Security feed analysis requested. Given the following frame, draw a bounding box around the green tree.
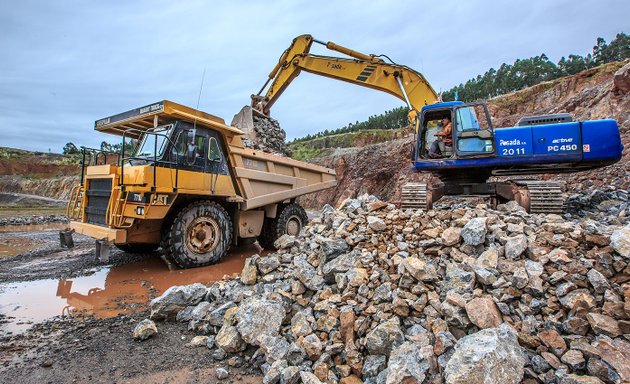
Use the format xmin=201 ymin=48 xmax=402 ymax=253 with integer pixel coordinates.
xmin=62 ymin=142 xmax=79 ymax=154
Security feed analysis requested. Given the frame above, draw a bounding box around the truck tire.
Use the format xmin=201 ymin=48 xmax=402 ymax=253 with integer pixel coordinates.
xmin=115 ymin=243 xmax=159 ymax=253
xmin=259 ymin=203 xmax=308 ymax=249
xmin=160 ymin=219 xmax=175 ymax=263
xmin=165 ymin=200 xmax=232 ymax=268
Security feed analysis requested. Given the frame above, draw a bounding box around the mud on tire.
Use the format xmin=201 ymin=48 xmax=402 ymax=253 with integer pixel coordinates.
xmin=259 ymin=203 xmax=308 ymax=250
xmin=165 ymin=200 xmax=232 ymax=268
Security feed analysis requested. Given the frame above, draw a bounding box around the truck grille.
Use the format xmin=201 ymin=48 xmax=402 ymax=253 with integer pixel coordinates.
xmin=85 ymin=178 xmax=112 ymax=226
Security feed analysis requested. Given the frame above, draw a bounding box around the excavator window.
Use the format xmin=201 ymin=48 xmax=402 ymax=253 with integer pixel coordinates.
xmin=454 ymin=104 xmax=495 ymax=156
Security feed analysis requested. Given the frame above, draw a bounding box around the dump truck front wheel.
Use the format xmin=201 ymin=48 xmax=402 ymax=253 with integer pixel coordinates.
xmin=115 ymin=244 xmax=159 ymax=254
xmin=165 ymin=200 xmax=232 ymax=268
xmin=259 ymin=203 xmax=308 ymax=249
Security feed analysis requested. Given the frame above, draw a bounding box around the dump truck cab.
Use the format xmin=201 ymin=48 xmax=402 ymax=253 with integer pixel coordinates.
xmin=66 ymin=100 xmax=336 ymax=268
xmin=129 ymin=121 xmax=229 ymax=175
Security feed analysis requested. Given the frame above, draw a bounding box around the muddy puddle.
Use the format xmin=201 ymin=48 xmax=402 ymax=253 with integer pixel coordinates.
xmin=0 ymin=224 xmax=66 ymax=257
xmin=0 ymin=246 xmax=255 ymax=335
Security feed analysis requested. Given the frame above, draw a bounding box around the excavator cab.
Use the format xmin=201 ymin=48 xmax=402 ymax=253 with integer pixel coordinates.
xmin=416 ymin=101 xmax=495 ymax=161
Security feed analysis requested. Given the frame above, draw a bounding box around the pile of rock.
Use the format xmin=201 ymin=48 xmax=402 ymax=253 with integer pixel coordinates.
xmin=0 ymin=214 xmax=69 ymax=226
xmin=242 ymin=114 xmax=291 ymax=157
xmin=149 ymin=195 xmax=629 ymax=383
xmin=566 ymin=187 xmax=628 ymax=222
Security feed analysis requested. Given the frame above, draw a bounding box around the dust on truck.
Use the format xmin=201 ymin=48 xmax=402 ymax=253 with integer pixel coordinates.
xmin=65 ymin=100 xmax=337 ymax=268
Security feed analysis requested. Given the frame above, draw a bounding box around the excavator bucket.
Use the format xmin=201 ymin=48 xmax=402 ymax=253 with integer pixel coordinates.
xmin=231 ymin=105 xmax=269 ymax=143
xmin=230 ymin=105 xmax=291 ymax=156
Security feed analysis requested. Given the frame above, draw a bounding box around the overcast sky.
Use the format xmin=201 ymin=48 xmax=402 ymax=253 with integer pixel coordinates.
xmin=1 ymin=0 xmax=628 ymax=152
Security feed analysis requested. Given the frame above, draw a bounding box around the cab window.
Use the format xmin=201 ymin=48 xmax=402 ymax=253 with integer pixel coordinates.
xmin=172 ymin=130 xmax=207 ymax=165
xmin=455 ymin=106 xmax=487 ymax=131
xmin=208 ymin=137 xmax=222 ymax=162
xmin=455 ymin=105 xmax=494 ymax=154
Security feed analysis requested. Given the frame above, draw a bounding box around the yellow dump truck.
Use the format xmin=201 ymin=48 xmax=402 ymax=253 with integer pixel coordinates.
xmin=64 ymin=100 xmax=336 ymax=268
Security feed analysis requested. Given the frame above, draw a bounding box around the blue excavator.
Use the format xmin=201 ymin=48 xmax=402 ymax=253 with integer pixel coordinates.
xmin=233 ymin=34 xmax=623 ymax=213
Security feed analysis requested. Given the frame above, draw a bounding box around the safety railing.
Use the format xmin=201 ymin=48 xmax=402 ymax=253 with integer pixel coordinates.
xmin=78 ymin=146 xmax=121 ymax=186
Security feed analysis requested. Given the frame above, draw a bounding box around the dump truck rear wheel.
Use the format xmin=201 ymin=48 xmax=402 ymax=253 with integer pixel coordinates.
xmin=166 ymin=200 xmax=232 ymax=268
xmin=259 ymin=203 xmax=308 ymax=249
xmin=115 ymin=244 xmax=159 ymax=254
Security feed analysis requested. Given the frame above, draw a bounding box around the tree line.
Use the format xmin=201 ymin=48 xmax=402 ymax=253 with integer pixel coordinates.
xmin=62 ymin=140 xmax=136 ymax=155
xmin=290 ymin=32 xmax=628 ymax=144
xmin=442 ymin=33 xmax=629 ymax=102
xmin=289 ymin=106 xmax=409 ymax=144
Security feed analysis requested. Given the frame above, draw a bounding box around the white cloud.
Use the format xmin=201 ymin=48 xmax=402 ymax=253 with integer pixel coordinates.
xmin=0 ymin=0 xmax=628 ymax=151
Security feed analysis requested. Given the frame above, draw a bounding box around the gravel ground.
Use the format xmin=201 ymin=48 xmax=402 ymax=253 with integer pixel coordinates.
xmin=1 ymin=312 xmax=262 ymax=384
xmin=0 ymin=225 xmax=263 ymax=383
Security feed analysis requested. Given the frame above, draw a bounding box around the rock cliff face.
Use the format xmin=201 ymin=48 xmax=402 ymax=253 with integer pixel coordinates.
xmin=300 ymin=61 xmax=630 ymax=209
xmin=0 ymin=175 xmax=79 ymax=201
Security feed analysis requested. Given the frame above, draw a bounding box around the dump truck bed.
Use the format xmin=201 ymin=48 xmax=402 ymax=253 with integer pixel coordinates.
xmin=93 ymin=100 xmax=336 ymax=208
xmin=228 ymin=146 xmax=336 ymax=210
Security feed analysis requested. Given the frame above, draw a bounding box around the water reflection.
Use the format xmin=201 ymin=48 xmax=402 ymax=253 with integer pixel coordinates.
xmin=0 ymin=245 xmax=255 ymax=334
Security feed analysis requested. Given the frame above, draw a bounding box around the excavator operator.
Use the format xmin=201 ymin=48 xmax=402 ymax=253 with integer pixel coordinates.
xmin=429 ymin=116 xmax=452 ymax=158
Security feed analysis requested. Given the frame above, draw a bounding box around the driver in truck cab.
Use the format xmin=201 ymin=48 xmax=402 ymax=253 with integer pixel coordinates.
xmin=429 ymin=116 xmax=452 ymax=158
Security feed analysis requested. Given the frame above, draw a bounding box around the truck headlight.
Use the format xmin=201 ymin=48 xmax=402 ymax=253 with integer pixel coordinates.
xmin=136 ymin=206 xmax=145 ymax=215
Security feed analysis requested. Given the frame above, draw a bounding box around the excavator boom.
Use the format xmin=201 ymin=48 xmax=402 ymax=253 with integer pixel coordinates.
xmin=253 ymin=34 xmax=438 ymax=119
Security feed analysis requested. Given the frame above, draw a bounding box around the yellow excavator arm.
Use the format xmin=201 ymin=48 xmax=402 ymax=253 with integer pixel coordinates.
xmin=253 ymin=34 xmax=439 ymax=124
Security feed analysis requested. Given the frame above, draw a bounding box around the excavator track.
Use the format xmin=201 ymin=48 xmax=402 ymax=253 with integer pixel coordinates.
xmin=514 ymin=180 xmax=565 ymax=214
xmin=400 ymin=182 xmax=432 ymax=210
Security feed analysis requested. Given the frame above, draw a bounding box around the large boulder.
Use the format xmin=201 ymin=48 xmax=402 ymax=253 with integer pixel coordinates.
xmin=323 ymin=252 xmax=357 ymax=280
xmin=133 ymin=319 xmax=157 ymax=341
xmin=321 ymin=238 xmax=350 ymax=260
xmin=610 ymin=224 xmax=630 ymax=258
xmin=240 ymin=257 xmax=258 ymax=285
xmin=367 ymin=216 xmax=387 ymax=231
xmin=236 ymin=297 xmax=285 ymax=345
xmin=401 ymin=257 xmax=438 ymax=282
xmin=257 ymin=255 xmax=281 ymax=274
xmin=442 ymin=265 xmax=476 ymax=294
xmin=385 ymin=342 xmax=431 ymax=384
xmin=593 ymin=336 xmax=630 ymax=383
xmin=291 ymin=309 xmax=314 ymax=338
xmin=150 ymin=283 xmax=207 ymax=320
xmin=504 ymin=234 xmax=527 ymax=259
xmin=465 ymin=296 xmax=503 ymax=329
xmin=461 ymin=217 xmax=487 ymax=245
xmin=363 ymin=355 xmax=387 ymax=378
xmin=215 ymin=324 xmax=244 ymax=353
xmin=365 ymin=317 xmax=404 ymax=356
xmin=441 ymin=227 xmax=462 ymax=246
xmin=293 ymin=255 xmax=325 ymax=290
xmin=445 ymin=324 xmax=525 ymax=384
xmin=300 ymin=334 xmax=323 ymax=360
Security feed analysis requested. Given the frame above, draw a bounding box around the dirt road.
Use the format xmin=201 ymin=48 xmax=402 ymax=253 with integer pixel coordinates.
xmin=0 ymin=223 xmax=263 ymax=383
